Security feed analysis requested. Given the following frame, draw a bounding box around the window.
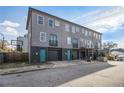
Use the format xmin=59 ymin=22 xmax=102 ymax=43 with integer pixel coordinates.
xmin=37 ymin=15 xmax=44 ymax=25
xmin=96 ymin=33 xmax=98 ymax=39
xmin=98 ymin=42 xmax=101 ymax=49
xmin=99 ymin=34 xmax=101 ymax=40
xmin=84 ymin=40 xmax=87 ymax=47
xmin=91 ymin=43 xmax=94 ymax=48
xmin=93 ymin=33 xmax=95 ymax=37
xmin=65 ymin=24 xmax=70 ymax=32
xmin=85 ymin=40 xmax=88 ymax=48
xmin=76 ymin=27 xmax=80 ymax=32
xmin=40 ymin=32 xmax=46 ymax=42
xmin=94 ymin=33 xmax=99 ymax=39
xmin=55 ymin=19 xmax=60 ymax=26
xmin=72 ymin=38 xmax=78 ymax=48
xmin=49 ymin=34 xmax=57 ymax=46
xmin=87 ymin=40 xmax=89 ymax=48
xmin=72 ymin=25 xmax=76 ymax=33
xmin=95 ymin=33 xmax=99 ymax=39
xmin=67 ymin=37 xmax=71 ymax=45
xmin=89 ymin=40 xmax=92 ymax=48
xmin=80 ymin=38 xmax=84 ymax=42
xmin=82 ymin=28 xmax=85 ymax=34
xmin=50 ymin=34 xmax=57 ymax=41
xmin=83 ymin=40 xmax=85 ymax=46
xmin=85 ymin=30 xmax=88 ymax=36
xmin=89 ymin=31 xmax=91 ymax=36
xmin=48 ymin=19 xmax=54 ymax=28
xmin=80 ymin=38 xmax=84 ymax=46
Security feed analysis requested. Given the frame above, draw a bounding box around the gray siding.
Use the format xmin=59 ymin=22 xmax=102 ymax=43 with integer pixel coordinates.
xmin=29 ymin=10 xmax=102 ymax=49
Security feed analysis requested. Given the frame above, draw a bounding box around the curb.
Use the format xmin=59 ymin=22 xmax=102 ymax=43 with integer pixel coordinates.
xmin=1 ymin=67 xmax=51 ymax=75
xmin=0 ymin=65 xmax=54 ymax=75
xmin=0 ymin=61 xmax=98 ymax=75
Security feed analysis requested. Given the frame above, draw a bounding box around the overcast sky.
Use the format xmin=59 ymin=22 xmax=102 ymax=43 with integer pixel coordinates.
xmin=0 ymin=6 xmax=124 ymax=48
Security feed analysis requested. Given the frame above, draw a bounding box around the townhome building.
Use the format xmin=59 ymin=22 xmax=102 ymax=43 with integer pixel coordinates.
xmin=26 ymin=7 xmax=102 ymax=63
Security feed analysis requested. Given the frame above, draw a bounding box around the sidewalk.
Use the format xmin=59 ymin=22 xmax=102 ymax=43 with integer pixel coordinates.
xmin=0 ymin=60 xmax=97 ymax=75
xmin=59 ymin=61 xmax=124 ymax=87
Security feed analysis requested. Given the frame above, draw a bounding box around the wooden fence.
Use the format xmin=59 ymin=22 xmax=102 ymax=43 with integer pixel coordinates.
xmin=0 ymin=52 xmax=28 ymax=63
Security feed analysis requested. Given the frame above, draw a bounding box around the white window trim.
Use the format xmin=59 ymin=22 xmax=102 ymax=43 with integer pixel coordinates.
xmin=99 ymin=34 xmax=101 ymax=40
xmin=94 ymin=33 xmax=96 ymax=38
xmin=48 ymin=18 xmax=54 ymax=28
xmin=89 ymin=31 xmax=91 ymax=36
xmin=96 ymin=33 xmax=98 ymax=39
xmin=67 ymin=37 xmax=71 ymax=45
xmin=55 ymin=19 xmax=60 ymax=26
xmin=76 ymin=27 xmax=79 ymax=32
xmin=72 ymin=25 xmax=76 ymax=33
xmin=85 ymin=30 xmax=87 ymax=36
xmin=37 ymin=15 xmax=44 ymax=25
xmin=98 ymin=42 xmax=101 ymax=49
xmin=65 ymin=23 xmax=70 ymax=32
xmin=40 ymin=32 xmax=46 ymax=42
xmin=82 ymin=28 xmax=85 ymax=34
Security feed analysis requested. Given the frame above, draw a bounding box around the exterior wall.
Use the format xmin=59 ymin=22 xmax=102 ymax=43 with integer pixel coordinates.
xmin=27 ymin=8 xmax=102 ymax=63
xmin=31 ymin=10 xmax=102 ymax=49
xmin=31 ymin=11 xmax=63 ymax=48
xmin=30 ymin=46 xmax=47 ymax=64
xmin=30 ymin=46 xmax=80 ymax=63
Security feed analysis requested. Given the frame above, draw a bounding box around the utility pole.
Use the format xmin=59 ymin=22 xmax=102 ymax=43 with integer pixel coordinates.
xmin=0 ymin=33 xmax=4 ymax=50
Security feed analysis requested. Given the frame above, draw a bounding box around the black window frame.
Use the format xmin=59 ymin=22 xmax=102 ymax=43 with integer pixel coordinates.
xmin=48 ymin=19 xmax=54 ymax=28
xmin=49 ymin=34 xmax=57 ymax=46
xmin=72 ymin=38 xmax=78 ymax=48
xmin=37 ymin=15 xmax=44 ymax=25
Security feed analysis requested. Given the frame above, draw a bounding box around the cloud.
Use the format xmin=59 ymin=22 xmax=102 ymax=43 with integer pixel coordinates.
xmin=115 ymin=38 xmax=124 ymax=48
xmin=0 ymin=20 xmax=20 ymax=28
xmin=3 ymin=27 xmax=19 ymax=36
xmin=72 ymin=9 xmax=102 ymax=21
xmin=0 ymin=20 xmax=20 ymax=36
xmin=72 ymin=7 xmax=124 ymax=33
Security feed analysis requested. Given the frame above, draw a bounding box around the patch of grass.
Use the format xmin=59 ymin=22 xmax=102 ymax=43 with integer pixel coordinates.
xmin=0 ymin=62 xmax=30 ymax=69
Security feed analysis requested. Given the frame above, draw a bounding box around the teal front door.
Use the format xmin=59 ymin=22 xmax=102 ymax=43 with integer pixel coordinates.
xmin=40 ymin=49 xmax=46 ymax=63
xmin=67 ymin=49 xmax=71 ymax=61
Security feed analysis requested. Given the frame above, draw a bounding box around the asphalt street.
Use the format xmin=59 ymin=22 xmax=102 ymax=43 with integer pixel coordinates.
xmin=0 ymin=62 xmax=115 ymax=87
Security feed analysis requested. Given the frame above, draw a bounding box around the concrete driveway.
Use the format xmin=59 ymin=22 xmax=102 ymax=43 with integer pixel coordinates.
xmin=0 ymin=61 xmax=124 ymax=87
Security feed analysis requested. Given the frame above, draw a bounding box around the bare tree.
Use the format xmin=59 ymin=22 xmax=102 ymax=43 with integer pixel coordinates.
xmin=103 ymin=41 xmax=118 ymax=54
xmin=0 ymin=40 xmax=10 ymax=52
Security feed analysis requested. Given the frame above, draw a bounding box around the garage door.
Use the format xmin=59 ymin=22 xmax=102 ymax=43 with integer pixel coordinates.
xmin=48 ymin=50 xmax=59 ymax=61
xmin=72 ymin=50 xmax=78 ymax=60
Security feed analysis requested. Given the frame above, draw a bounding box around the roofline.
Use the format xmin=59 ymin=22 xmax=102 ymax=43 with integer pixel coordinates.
xmin=26 ymin=7 xmax=102 ymax=35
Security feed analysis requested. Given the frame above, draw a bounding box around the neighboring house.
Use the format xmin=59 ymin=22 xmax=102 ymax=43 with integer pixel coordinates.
xmin=26 ymin=7 xmax=102 ymax=63
xmin=17 ymin=34 xmax=28 ymax=52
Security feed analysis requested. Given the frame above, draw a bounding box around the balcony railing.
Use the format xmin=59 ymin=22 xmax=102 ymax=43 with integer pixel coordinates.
xmin=72 ymin=43 xmax=78 ymax=48
xmin=49 ymin=40 xmax=58 ymax=46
